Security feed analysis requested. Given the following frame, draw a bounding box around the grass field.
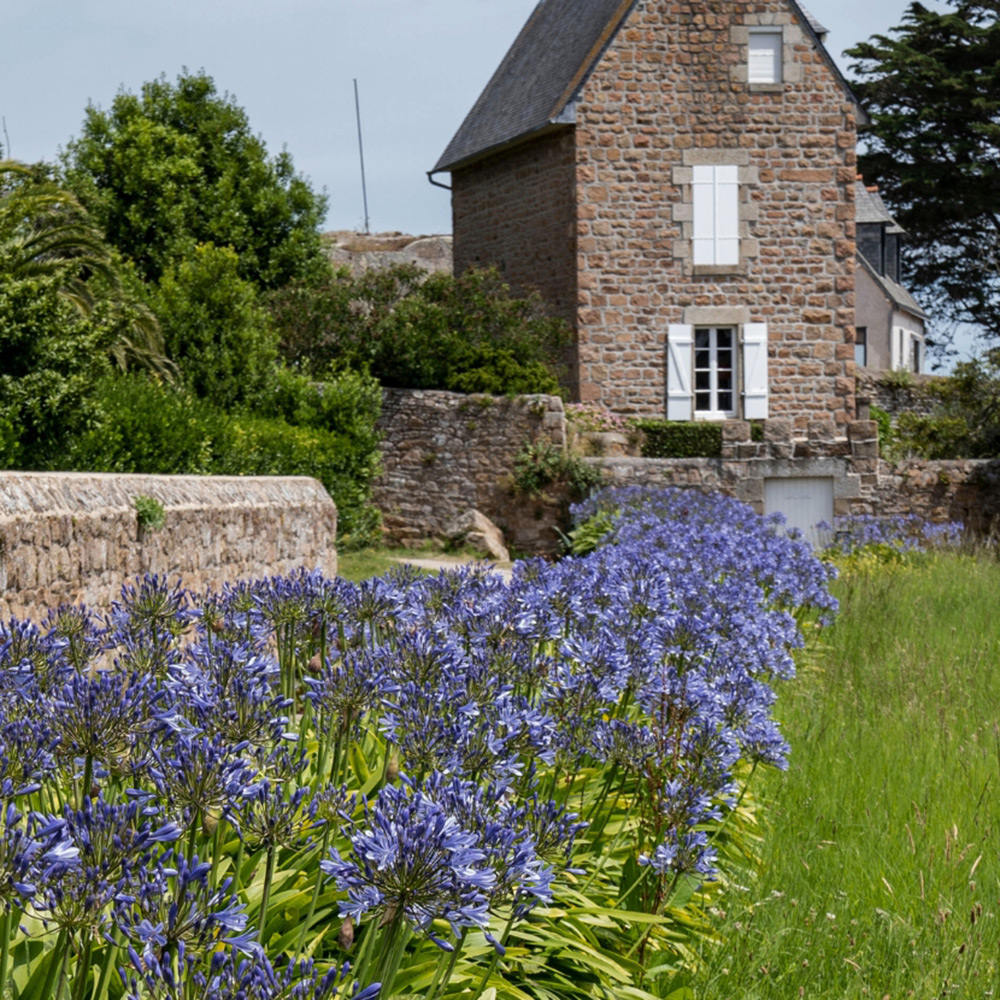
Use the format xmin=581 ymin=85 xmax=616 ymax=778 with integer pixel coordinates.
xmin=689 ymin=551 xmax=1000 ymax=997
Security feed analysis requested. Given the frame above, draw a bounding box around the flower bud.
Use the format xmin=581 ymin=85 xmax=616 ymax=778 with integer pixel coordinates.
xmin=338 ymin=916 xmax=355 ymax=950
xmin=202 ymin=809 xmax=220 ymax=837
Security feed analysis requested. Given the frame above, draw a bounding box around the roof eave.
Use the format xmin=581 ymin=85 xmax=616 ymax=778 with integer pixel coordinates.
xmin=787 ymin=0 xmax=870 ymax=127
xmin=434 ymin=119 xmax=575 ymax=175
xmin=858 ymin=255 xmax=926 ymax=319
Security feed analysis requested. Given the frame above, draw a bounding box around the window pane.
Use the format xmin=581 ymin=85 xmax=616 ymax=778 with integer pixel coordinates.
xmin=719 ymin=391 xmax=733 ymax=410
xmin=695 ymin=393 xmax=712 ymax=411
xmin=717 ymin=329 xmax=732 ymax=348
xmin=695 ymin=328 xmax=710 ymax=348
xmin=695 ymin=371 xmax=711 ymax=391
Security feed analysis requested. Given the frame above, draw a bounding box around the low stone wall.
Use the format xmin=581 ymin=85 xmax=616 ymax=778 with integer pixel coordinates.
xmin=856 ymin=369 xmax=947 ymax=420
xmin=870 ymin=459 xmax=1000 ymax=531
xmin=0 ymin=473 xmax=337 ymax=621
xmin=373 ymin=389 xmax=566 ymax=553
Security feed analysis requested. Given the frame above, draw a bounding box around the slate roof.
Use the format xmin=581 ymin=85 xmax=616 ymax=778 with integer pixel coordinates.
xmin=855 ymin=180 xmax=904 ymax=233
xmin=433 ymin=0 xmax=865 ymax=174
xmin=858 ymin=254 xmax=925 ymax=319
xmin=434 ymin=0 xmax=634 ymax=173
xmin=798 ymin=4 xmax=828 ymax=37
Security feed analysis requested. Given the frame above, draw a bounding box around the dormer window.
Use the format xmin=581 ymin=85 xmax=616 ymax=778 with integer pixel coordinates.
xmin=748 ymin=30 xmax=783 ymax=84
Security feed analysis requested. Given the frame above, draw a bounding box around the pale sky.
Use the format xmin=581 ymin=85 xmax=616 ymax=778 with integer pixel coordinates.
xmin=3 ymin=0 xmax=942 ymax=237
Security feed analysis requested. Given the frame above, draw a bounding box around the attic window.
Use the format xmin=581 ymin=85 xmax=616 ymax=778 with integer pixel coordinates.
xmin=748 ymin=30 xmax=783 ymax=84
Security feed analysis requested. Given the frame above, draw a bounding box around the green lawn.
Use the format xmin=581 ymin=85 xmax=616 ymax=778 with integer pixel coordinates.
xmin=689 ymin=551 xmax=1000 ymax=997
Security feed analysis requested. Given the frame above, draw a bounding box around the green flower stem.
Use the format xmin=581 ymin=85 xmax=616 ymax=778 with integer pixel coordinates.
xmin=71 ymin=931 xmax=93 ymax=1000
xmin=233 ymin=840 xmax=245 ymax=895
xmin=208 ymin=817 xmax=224 ymax=894
xmin=92 ymin=931 xmax=121 ymax=1000
xmin=53 ymin=932 xmax=72 ymax=1000
xmin=580 ymin=785 xmax=637 ymax=894
xmin=428 ymin=929 xmax=466 ymax=1000
xmin=257 ymin=845 xmax=277 ymax=944
xmin=352 ymin=916 xmax=381 ymax=990
xmin=584 ymin=763 xmax=620 ymax=827
xmin=40 ymin=929 xmax=67 ymax=1000
xmin=371 ymin=914 xmax=409 ymax=999
xmin=295 ymin=825 xmax=332 ymax=959
xmin=474 ymin=906 xmax=519 ymax=999
xmin=0 ymin=906 xmax=12 ymax=998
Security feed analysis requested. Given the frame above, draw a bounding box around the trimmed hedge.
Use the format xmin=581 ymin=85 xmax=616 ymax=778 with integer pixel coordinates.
xmin=635 ymin=420 xmax=723 ymax=458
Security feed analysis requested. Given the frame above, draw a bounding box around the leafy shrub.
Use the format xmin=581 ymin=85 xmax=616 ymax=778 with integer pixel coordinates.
xmin=0 ymin=271 xmax=116 ymax=467
xmin=635 ymin=419 xmax=723 ymax=458
xmin=60 ymin=372 xmax=382 ymax=543
xmin=511 ymin=440 xmax=603 ymax=500
xmin=133 ymin=494 xmax=165 ymax=531
xmin=268 ymin=264 xmax=570 ymax=395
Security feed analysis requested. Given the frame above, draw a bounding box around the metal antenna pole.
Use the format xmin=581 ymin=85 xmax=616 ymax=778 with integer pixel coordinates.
xmin=353 ymin=79 xmax=370 ymax=235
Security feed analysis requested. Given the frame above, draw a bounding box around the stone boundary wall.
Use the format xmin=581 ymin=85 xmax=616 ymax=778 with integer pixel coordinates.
xmin=373 ymin=389 xmax=566 ymax=553
xmin=870 ymin=459 xmax=1000 ymax=532
xmin=0 ymin=473 xmax=337 ymax=621
xmin=373 ymin=391 xmax=999 ymax=554
xmin=856 ymin=369 xmax=948 ymax=420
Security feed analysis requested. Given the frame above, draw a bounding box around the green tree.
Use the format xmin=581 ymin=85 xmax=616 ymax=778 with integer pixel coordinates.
xmin=152 ymin=243 xmax=278 ymax=409
xmin=63 ymin=70 xmax=328 ymax=289
xmin=848 ymin=2 xmax=1000 ymax=344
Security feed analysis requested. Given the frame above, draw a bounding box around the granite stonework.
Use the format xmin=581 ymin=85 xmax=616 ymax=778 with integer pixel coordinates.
xmin=373 ymin=390 xmax=1000 ymax=552
xmin=373 ymin=389 xmax=569 ymax=553
xmin=856 ymin=369 xmax=948 ymax=420
xmin=0 ymin=473 xmax=337 ymax=621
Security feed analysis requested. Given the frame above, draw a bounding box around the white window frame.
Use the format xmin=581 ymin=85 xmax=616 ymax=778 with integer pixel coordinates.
xmin=668 ymin=322 xmax=769 ymax=421
xmin=748 ymin=29 xmax=783 ymax=84
xmin=692 ymin=165 xmax=740 ymax=267
xmin=694 ymin=327 xmax=737 ymax=420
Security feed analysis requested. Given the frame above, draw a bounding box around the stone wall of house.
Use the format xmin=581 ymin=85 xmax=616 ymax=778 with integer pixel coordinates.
xmin=452 ymin=129 xmax=580 ymax=396
xmin=856 ymin=369 xmax=947 ymax=420
xmin=373 ymin=389 xmax=568 ymax=553
xmin=572 ymin=0 xmax=859 ymax=425
xmin=0 ymin=473 xmax=337 ymax=621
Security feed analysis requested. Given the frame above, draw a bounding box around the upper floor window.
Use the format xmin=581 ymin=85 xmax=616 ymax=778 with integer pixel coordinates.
xmin=855 ymin=327 xmax=868 ymax=367
xmin=748 ymin=29 xmax=783 ymax=84
xmin=692 ymin=165 xmax=739 ymax=267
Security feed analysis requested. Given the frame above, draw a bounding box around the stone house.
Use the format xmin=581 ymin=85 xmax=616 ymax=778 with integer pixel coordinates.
xmin=853 ymin=180 xmax=926 ymax=374
xmin=431 ymin=0 xmax=867 ymax=437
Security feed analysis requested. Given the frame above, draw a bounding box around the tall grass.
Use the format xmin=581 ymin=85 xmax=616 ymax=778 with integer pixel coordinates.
xmin=689 ymin=551 xmax=1000 ymax=997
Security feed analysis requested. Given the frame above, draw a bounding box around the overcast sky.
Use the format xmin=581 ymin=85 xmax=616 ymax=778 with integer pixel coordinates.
xmin=3 ymin=0 xmax=942 ymax=237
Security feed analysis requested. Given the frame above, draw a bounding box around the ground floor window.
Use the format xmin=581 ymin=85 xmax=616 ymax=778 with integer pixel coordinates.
xmin=694 ymin=327 xmax=736 ymax=418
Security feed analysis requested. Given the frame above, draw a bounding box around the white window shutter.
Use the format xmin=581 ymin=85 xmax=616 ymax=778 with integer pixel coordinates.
xmin=742 ymin=323 xmax=769 ymax=419
xmin=748 ymin=31 xmax=782 ymax=83
xmin=715 ymin=166 xmax=740 ymax=265
xmin=667 ymin=324 xmax=694 ymax=421
xmin=692 ymin=167 xmax=715 ymax=266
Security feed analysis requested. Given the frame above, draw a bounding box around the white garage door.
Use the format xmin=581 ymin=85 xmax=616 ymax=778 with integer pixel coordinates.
xmin=764 ymin=477 xmax=834 ymax=548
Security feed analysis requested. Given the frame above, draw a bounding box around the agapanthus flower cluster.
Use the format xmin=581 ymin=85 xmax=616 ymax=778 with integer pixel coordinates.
xmin=0 ymin=485 xmax=842 ymax=996
xmin=820 ymin=513 xmax=964 ymax=554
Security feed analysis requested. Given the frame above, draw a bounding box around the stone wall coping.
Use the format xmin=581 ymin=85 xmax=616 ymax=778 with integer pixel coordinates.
xmin=0 ymin=473 xmax=333 ymax=518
